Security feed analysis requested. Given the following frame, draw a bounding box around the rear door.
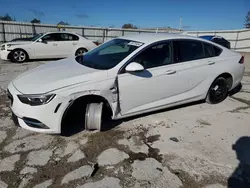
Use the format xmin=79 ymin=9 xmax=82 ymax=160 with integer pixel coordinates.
xmin=171 ymin=40 xmax=219 ymax=97
xmin=57 ymin=33 xmax=80 ymax=56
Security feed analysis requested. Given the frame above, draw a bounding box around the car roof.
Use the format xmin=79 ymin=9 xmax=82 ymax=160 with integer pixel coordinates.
xmin=119 ymin=33 xmax=203 ymax=44
xmin=44 ymin=31 xmax=81 ymax=36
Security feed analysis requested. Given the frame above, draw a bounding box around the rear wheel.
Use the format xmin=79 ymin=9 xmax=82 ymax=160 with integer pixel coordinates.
xmin=75 ymin=48 xmax=88 ymax=56
xmin=206 ymin=77 xmax=228 ymax=104
xmin=11 ymin=49 xmax=28 ymax=63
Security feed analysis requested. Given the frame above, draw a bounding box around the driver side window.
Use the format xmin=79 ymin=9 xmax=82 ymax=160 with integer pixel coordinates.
xmin=131 ymin=42 xmax=173 ymax=69
xmin=41 ymin=34 xmax=59 ymax=42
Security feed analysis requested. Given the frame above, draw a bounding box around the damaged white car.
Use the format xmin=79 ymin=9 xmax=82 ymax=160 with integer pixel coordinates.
xmin=7 ymin=34 xmax=245 ymax=134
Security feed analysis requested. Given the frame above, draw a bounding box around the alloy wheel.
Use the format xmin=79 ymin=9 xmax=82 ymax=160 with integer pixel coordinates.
xmin=13 ymin=50 xmax=26 ymax=62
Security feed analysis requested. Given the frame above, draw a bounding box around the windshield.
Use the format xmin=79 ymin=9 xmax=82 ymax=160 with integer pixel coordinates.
xmin=31 ymin=33 xmax=44 ymax=41
xmin=76 ymin=39 xmax=144 ymax=70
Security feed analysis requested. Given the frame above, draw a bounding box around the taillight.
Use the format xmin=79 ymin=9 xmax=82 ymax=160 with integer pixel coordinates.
xmin=239 ymin=56 xmax=244 ymax=64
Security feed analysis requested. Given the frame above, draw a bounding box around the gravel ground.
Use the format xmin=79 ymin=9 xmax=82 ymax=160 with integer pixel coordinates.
xmin=0 ymin=54 xmax=249 ymax=188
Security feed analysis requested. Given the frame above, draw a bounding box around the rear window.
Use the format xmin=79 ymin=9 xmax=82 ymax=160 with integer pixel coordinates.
xmin=174 ymin=40 xmax=204 ymax=62
xmin=214 ymin=46 xmax=222 ymax=56
xmin=203 ymin=42 xmax=215 ymax=58
xmin=59 ymin=33 xmax=79 ymax=41
xmin=203 ymin=42 xmax=222 ymax=58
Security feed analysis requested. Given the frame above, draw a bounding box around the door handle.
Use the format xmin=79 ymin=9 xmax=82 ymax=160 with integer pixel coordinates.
xmin=207 ymin=61 xmax=215 ymax=65
xmin=73 ymin=42 xmax=77 ymax=45
xmin=53 ymin=43 xmax=58 ymax=46
xmin=165 ymin=70 xmax=176 ymax=75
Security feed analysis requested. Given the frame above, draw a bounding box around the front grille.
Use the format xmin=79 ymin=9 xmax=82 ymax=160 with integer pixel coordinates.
xmin=7 ymin=89 xmax=13 ymax=106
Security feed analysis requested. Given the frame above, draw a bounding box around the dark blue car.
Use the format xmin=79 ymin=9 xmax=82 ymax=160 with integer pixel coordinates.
xmin=199 ymin=35 xmax=231 ymax=49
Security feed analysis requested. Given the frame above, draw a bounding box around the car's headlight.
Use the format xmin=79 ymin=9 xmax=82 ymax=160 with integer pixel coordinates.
xmin=17 ymin=94 xmax=56 ymax=106
xmin=7 ymin=44 xmax=12 ymax=48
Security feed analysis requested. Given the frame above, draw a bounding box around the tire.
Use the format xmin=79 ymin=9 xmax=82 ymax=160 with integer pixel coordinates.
xmin=206 ymin=77 xmax=228 ymax=104
xmin=11 ymin=49 xmax=28 ymax=63
xmin=75 ymin=48 xmax=88 ymax=56
xmin=85 ymin=102 xmax=103 ymax=131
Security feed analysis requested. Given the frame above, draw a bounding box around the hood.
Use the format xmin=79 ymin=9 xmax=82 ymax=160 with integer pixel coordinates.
xmin=12 ymin=58 xmax=107 ymax=94
xmin=2 ymin=41 xmax=33 ymax=49
xmin=5 ymin=41 xmax=33 ymax=45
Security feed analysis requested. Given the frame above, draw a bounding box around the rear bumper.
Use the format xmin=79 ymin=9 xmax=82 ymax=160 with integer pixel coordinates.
xmin=229 ymin=82 xmax=242 ymax=96
xmin=231 ymin=64 xmax=245 ymax=90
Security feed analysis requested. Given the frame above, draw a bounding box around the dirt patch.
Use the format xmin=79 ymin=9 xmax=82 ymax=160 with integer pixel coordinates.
xmin=147 ymin=134 xmax=160 ymax=143
xmin=0 ymin=94 xmax=11 ymax=118
xmin=229 ymin=106 xmax=250 ymax=113
xmin=82 ymin=129 xmax=126 ymax=162
xmin=196 ymin=119 xmax=211 ymax=126
xmin=231 ymin=96 xmax=250 ymax=106
xmin=174 ymin=170 xmax=227 ymax=188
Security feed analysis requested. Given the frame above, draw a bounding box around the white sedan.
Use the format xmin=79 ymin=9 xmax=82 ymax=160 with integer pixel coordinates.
xmin=7 ymin=34 xmax=245 ymax=134
xmin=0 ymin=32 xmax=97 ymax=63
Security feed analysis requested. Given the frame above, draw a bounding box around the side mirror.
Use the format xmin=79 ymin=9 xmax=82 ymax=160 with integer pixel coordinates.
xmin=38 ymin=38 xmax=47 ymax=44
xmin=125 ymin=62 xmax=144 ymax=72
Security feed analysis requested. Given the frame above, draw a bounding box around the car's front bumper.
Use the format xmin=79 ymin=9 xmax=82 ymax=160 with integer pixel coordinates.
xmin=8 ymin=82 xmax=70 ymax=134
xmin=0 ymin=50 xmax=11 ymax=60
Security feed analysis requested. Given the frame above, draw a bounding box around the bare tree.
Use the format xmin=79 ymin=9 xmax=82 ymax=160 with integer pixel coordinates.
xmin=122 ymin=23 xmax=138 ymax=29
xmin=245 ymin=11 xmax=250 ymax=28
xmin=0 ymin=13 xmax=15 ymax=21
xmin=31 ymin=18 xmax=41 ymax=24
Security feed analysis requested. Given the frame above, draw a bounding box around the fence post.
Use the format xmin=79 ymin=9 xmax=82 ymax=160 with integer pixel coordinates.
xmin=122 ymin=30 xmax=124 ymax=36
xmin=102 ymin=29 xmax=106 ymax=43
xmin=32 ymin=23 xmax=36 ymax=36
xmin=82 ymin=28 xmax=85 ymax=37
xmin=106 ymin=29 xmax=109 ymax=42
xmin=2 ymin=23 xmax=6 ymax=43
xmin=234 ymin=30 xmax=239 ymax=50
xmin=19 ymin=28 xmax=22 ymax=38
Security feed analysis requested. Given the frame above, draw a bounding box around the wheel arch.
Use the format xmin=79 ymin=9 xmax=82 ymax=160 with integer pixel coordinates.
xmin=60 ymin=94 xmax=114 ymax=133
xmin=215 ymin=72 xmax=233 ymax=90
xmin=11 ymin=48 xmax=30 ymax=59
xmin=206 ymin=72 xmax=233 ymax=98
xmin=75 ymin=47 xmax=88 ymax=56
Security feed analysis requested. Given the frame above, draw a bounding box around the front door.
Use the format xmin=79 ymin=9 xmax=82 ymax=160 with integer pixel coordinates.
xmin=34 ymin=33 xmax=61 ymax=58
